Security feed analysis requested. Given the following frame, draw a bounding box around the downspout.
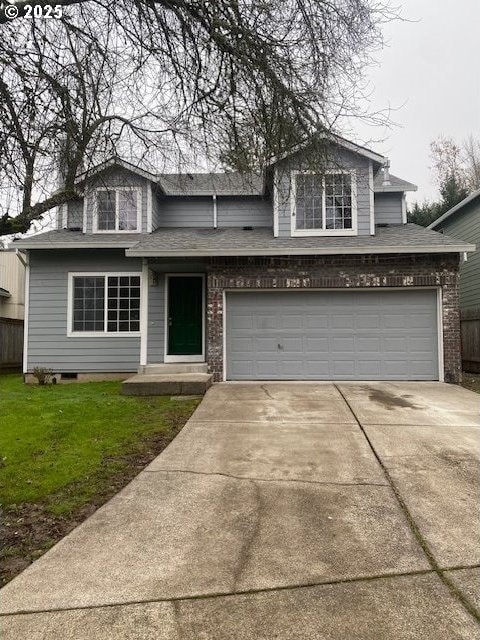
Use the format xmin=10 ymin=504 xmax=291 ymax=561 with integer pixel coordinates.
xmin=212 ymin=194 xmax=218 ymax=229
xmin=15 ymin=249 xmax=27 ymax=268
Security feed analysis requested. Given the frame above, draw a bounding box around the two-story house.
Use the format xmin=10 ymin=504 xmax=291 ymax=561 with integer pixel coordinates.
xmin=14 ymin=134 xmax=474 ymax=384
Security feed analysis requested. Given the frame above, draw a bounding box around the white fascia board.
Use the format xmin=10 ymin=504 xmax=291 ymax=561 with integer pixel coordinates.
xmin=374 ymin=185 xmax=418 ymax=193
xmin=126 ymin=243 xmax=476 ymax=258
xmin=13 ymin=241 xmax=136 ymax=249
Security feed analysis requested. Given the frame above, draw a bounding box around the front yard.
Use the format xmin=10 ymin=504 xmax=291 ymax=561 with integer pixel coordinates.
xmin=0 ymin=374 xmax=200 ymax=585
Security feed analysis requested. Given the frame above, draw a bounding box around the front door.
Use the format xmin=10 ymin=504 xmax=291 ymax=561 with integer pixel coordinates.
xmin=167 ymin=276 xmax=203 ymax=356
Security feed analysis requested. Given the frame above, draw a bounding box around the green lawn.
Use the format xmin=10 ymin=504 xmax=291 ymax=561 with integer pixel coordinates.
xmin=0 ymin=374 xmax=200 ymax=515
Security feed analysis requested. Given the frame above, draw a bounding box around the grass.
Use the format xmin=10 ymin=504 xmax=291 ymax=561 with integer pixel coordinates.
xmin=460 ymin=372 xmax=480 ymax=394
xmin=0 ymin=374 xmax=200 ymax=583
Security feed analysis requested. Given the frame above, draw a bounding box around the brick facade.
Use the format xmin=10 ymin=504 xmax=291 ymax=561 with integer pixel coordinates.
xmin=206 ymin=253 xmax=462 ymax=383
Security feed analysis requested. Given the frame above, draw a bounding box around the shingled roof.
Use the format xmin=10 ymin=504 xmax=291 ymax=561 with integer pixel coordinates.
xmin=125 ymin=224 xmax=473 ymax=257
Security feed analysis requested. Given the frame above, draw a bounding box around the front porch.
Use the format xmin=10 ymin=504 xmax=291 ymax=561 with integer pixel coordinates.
xmin=122 ymin=362 xmax=212 ymax=396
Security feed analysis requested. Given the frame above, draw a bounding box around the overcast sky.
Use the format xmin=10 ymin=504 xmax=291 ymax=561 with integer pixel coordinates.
xmin=356 ymin=0 xmax=480 ymax=204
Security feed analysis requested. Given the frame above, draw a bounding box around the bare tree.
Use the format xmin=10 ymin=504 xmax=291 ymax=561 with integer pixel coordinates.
xmin=430 ymin=134 xmax=480 ymax=194
xmin=463 ymin=135 xmax=480 ymax=191
xmin=0 ymin=0 xmax=396 ymax=235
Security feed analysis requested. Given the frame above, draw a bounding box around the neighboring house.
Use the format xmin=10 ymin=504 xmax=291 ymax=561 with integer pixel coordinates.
xmin=14 ymin=134 xmax=475 ymax=383
xmin=428 ymin=191 xmax=480 ymax=372
xmin=0 ymin=248 xmax=26 ymax=369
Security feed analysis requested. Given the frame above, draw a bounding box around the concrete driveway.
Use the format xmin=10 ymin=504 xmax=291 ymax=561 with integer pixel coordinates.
xmin=1 ymin=382 xmax=479 ymax=638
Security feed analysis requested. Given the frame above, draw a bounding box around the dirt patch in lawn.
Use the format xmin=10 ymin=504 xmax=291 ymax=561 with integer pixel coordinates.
xmin=460 ymin=372 xmax=480 ymax=394
xmin=0 ymin=424 xmax=188 ymax=586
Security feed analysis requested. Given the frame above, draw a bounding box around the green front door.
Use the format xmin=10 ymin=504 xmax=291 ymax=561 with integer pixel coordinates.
xmin=167 ymin=276 xmax=203 ymax=355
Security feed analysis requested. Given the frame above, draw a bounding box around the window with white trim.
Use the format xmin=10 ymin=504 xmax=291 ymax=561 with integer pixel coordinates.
xmin=294 ymin=172 xmax=355 ymax=232
xmin=70 ymin=274 xmax=141 ymax=334
xmin=95 ymin=188 xmax=140 ymax=232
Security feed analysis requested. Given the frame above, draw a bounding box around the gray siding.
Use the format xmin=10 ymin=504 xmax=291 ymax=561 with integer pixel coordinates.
xmin=374 ymin=193 xmax=404 ymax=225
xmin=438 ymin=201 xmax=480 ymax=309
xmin=84 ymin=167 xmax=149 ymax=233
xmin=27 ymin=250 xmax=142 ymax=372
xmin=158 ymin=197 xmax=213 ymax=227
xmin=151 ymin=185 xmax=162 ymax=230
xmin=147 ymin=273 xmax=165 ymax=362
xmin=67 ymin=200 xmax=84 ymax=228
xmin=217 ymin=197 xmax=272 ymax=227
xmin=156 ymin=196 xmax=272 ymax=228
xmin=146 ymin=260 xmax=207 ymax=363
xmin=275 ymin=146 xmax=373 ymax=237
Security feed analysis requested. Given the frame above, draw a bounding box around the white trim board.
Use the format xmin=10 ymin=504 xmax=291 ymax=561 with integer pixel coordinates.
xmin=369 ymin=160 xmax=375 ymax=235
xmin=140 ymin=260 xmax=149 ymax=366
xmin=22 ymin=252 xmax=30 ymax=374
xmin=163 ymin=273 xmax=206 ymax=364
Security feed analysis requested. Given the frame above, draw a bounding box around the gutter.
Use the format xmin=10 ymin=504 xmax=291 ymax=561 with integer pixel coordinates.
xmin=126 ymin=243 xmax=476 ymax=258
xmin=13 ymin=241 xmax=136 ymax=250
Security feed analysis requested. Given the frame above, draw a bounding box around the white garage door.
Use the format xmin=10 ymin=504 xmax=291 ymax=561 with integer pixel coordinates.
xmin=226 ymin=290 xmax=439 ymax=381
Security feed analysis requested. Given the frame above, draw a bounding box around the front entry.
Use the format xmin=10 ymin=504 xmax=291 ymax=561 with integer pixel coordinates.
xmin=167 ymin=275 xmax=204 ymax=359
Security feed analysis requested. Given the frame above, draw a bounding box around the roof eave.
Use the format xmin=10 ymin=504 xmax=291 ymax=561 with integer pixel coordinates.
xmin=374 ymin=184 xmax=418 ymax=193
xmin=126 ymin=243 xmax=475 ymax=258
xmin=13 ymin=241 xmax=136 ymax=249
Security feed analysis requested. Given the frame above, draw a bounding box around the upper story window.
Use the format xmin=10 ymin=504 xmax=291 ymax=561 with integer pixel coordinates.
xmin=94 ymin=187 xmax=141 ymax=233
xmin=292 ymin=171 xmax=357 ymax=236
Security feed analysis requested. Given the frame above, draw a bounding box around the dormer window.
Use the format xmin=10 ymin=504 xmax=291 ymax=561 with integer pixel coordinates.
xmin=291 ymin=171 xmax=357 ymax=236
xmin=94 ymin=187 xmax=141 ymax=233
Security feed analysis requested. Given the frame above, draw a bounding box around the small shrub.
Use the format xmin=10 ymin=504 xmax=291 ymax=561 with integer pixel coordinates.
xmin=32 ymin=367 xmax=54 ymax=385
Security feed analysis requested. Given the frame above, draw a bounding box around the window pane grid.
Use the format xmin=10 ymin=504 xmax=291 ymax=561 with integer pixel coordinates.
xmin=72 ymin=275 xmax=141 ymax=333
xmin=105 ymin=276 xmax=141 ymax=333
xmin=295 ymin=173 xmax=352 ymax=231
xmin=73 ymin=277 xmax=105 ymax=331
xmin=96 ymin=189 xmax=138 ymax=232
xmin=97 ymin=190 xmax=116 ymax=231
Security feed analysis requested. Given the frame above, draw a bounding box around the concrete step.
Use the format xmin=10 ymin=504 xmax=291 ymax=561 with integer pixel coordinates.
xmin=122 ymin=373 xmax=213 ymax=396
xmin=138 ymin=363 xmax=209 ymax=375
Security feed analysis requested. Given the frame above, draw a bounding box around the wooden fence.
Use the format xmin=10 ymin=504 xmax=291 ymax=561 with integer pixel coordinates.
xmin=0 ymin=317 xmax=23 ymax=369
xmin=460 ymin=308 xmax=480 ymax=373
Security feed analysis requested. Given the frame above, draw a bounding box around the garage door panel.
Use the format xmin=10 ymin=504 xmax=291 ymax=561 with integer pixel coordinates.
xmin=356 ymin=314 xmax=380 ymax=329
xmin=306 ymin=337 xmax=329 ymax=352
xmin=357 ymin=360 xmax=382 ymax=377
xmin=357 ymin=337 xmax=382 ymax=352
xmin=256 ymin=314 xmax=277 ymax=330
xmin=332 ymin=360 xmax=356 ymax=377
xmin=280 ymin=315 xmax=304 ymax=330
xmin=226 ymin=290 xmax=439 ymax=381
xmin=383 ymin=314 xmax=409 ymax=329
xmin=306 ymin=315 xmax=329 ymax=329
xmin=255 ymin=337 xmax=278 ymax=352
xmin=305 ymin=360 xmax=330 ymax=375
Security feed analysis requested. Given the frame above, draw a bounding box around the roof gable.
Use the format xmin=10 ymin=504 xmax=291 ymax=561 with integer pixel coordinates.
xmin=268 ymin=132 xmax=386 ymax=167
xmin=428 ymin=189 xmax=480 ymax=229
xmin=75 ymin=158 xmax=157 ymax=187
